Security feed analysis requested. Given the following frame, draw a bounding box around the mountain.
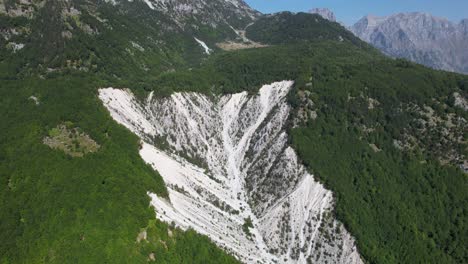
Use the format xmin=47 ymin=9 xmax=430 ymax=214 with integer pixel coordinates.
xmin=351 ymin=12 xmax=468 ymax=74
xmin=0 ymin=1 xmax=467 ymax=264
xmin=0 ymin=0 xmax=257 ymax=25
xmin=245 ymin=11 xmax=364 ymax=47
xmin=104 ymin=0 xmax=258 ymax=28
xmin=309 ymin=8 xmax=336 ymax=22
xmin=0 ymin=0 xmax=258 ymax=81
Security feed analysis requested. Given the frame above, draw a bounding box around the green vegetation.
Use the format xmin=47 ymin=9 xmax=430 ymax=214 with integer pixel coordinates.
xmin=149 ymin=41 xmax=381 ymax=96
xmin=286 ymin=55 xmax=468 ymax=264
xmin=0 ymin=0 xmax=233 ymax=85
xmin=138 ymin=220 xmax=238 ymax=263
xmin=44 ymin=123 xmax=100 ymax=157
xmin=144 ymin=41 xmax=467 ymax=263
xmin=0 ymin=77 xmax=238 ymax=263
xmin=242 ymin=217 xmax=254 ymax=237
xmin=1 ymin=2 xmax=467 ymax=264
xmin=245 ymin=12 xmax=367 ymax=48
xmin=0 ymin=2 xmax=244 ymax=263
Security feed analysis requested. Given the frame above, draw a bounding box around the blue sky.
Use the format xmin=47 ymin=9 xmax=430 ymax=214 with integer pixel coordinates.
xmin=244 ymin=0 xmax=468 ymax=25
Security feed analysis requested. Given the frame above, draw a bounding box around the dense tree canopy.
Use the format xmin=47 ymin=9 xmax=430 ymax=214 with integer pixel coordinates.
xmin=1 ymin=3 xmax=466 ymax=263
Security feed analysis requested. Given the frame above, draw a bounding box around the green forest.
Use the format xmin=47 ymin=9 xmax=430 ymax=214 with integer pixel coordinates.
xmin=288 ymin=58 xmax=468 ymax=263
xmin=0 ymin=2 xmax=467 ymax=263
xmin=0 ymin=76 xmax=239 ymax=263
xmin=0 ymin=2 xmax=245 ymax=262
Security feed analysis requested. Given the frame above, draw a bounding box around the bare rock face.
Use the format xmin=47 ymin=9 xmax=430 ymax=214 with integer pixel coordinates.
xmin=99 ymin=82 xmax=363 ymax=264
xmin=0 ymin=0 xmax=46 ymax=17
xmin=106 ymin=0 xmax=258 ymax=28
xmin=3 ymin=0 xmax=258 ymax=25
xmin=460 ymin=19 xmax=468 ymax=35
xmin=309 ymin=8 xmax=336 ymax=22
xmin=351 ymin=12 xmax=468 ymax=74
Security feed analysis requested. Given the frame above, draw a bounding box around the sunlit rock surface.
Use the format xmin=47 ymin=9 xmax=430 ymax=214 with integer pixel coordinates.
xmin=99 ymin=81 xmax=362 ymax=264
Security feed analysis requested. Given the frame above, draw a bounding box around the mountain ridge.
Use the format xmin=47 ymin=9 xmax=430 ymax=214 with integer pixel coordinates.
xmin=351 ymin=12 xmax=468 ymax=74
xmin=309 ymin=8 xmax=336 ymax=22
xmin=104 ymin=0 xmax=259 ymax=28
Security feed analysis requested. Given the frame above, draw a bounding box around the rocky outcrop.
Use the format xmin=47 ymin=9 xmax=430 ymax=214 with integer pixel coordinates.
xmin=99 ymin=81 xmax=363 ymax=263
xmin=105 ymin=0 xmax=258 ymax=28
xmin=309 ymin=8 xmax=336 ymax=22
xmin=0 ymin=0 xmax=45 ymax=17
xmin=351 ymin=12 xmax=468 ymax=74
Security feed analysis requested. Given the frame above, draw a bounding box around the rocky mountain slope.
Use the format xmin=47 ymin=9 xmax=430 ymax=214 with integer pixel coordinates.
xmin=104 ymin=0 xmax=258 ymax=28
xmin=309 ymin=8 xmax=336 ymax=22
xmin=351 ymin=12 xmax=468 ymax=74
xmin=0 ymin=0 xmax=256 ymax=80
xmin=99 ymin=81 xmax=363 ymax=263
xmin=0 ymin=0 xmax=257 ymax=25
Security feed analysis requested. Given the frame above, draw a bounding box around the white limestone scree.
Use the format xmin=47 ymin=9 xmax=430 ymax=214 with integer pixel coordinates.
xmin=99 ymin=81 xmax=363 ymax=264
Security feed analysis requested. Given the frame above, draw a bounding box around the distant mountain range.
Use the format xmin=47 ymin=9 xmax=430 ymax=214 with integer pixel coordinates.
xmin=351 ymin=13 xmax=468 ymax=74
xmin=311 ymin=8 xmax=468 ymax=74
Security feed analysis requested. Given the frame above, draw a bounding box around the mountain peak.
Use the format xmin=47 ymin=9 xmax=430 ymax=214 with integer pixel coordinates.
xmin=459 ymin=19 xmax=468 ymax=35
xmin=350 ymin=15 xmax=387 ymax=41
xmin=351 ymin=12 xmax=468 ymax=74
xmin=309 ymin=8 xmax=336 ymax=22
